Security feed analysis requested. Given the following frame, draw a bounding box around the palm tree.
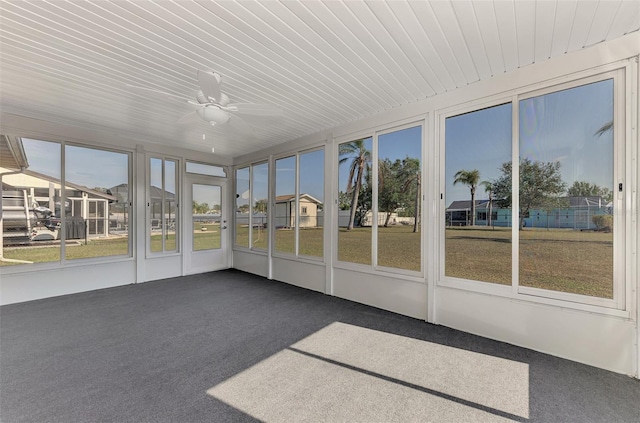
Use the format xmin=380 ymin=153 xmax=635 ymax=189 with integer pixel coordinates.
xmin=339 ymin=139 xmax=371 ymax=230
xmin=453 ymin=169 xmax=480 ymax=226
xmin=401 ymin=157 xmax=421 ymax=233
xmin=480 ymin=180 xmax=494 ymax=227
xmin=377 ymin=158 xmax=395 ymax=227
xmin=595 ymin=120 xmax=613 ymax=137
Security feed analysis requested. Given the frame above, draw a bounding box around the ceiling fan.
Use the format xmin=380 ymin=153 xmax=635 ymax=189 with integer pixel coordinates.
xmin=129 ymin=70 xmax=282 ymax=130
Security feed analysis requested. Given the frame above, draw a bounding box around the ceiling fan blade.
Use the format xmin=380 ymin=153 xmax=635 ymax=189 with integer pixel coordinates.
xmin=126 ymin=84 xmax=187 ymax=103
xmin=226 ymin=114 xmax=255 ymax=136
xmin=226 ymin=103 xmax=283 ymax=117
xmin=197 ymin=70 xmax=222 ymax=102
xmin=177 ymin=111 xmax=199 ymax=124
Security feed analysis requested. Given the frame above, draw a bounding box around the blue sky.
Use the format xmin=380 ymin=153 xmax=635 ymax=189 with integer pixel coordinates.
xmin=276 ymin=149 xmax=325 ymax=201
xmin=193 ymin=184 xmax=220 ymax=207
xmin=446 ymin=78 xmax=613 ymax=203
xmin=519 ymin=79 xmax=613 ymax=192
xmin=150 ymin=158 xmax=176 ymax=194
xmin=22 ymin=139 xmax=129 ymax=190
xmin=445 ymin=103 xmax=512 ymax=203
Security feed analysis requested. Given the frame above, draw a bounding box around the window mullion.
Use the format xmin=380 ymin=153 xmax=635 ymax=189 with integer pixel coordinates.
xmin=161 ymin=159 xmax=166 ymax=252
xmin=512 ymin=95 xmax=520 ymax=294
xmin=372 ymin=133 xmax=378 ymax=269
xmin=295 ymin=154 xmax=300 ymax=256
xmin=60 ymin=143 xmax=66 ymax=264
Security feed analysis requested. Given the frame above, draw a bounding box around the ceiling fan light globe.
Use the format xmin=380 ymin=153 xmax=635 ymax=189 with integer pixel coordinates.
xmin=196 ymin=106 xmax=230 ymax=125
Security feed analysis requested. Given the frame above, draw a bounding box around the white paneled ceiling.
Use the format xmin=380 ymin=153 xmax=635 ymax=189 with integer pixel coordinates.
xmin=1 ymin=0 xmax=638 ymax=158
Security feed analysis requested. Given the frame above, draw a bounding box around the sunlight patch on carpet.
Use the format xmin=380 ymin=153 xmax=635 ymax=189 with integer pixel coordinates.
xmin=207 ymin=322 xmax=529 ymax=422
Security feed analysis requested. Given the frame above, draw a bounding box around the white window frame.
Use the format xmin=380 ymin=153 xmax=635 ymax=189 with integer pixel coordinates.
xmin=233 ymin=161 xmax=269 ymax=253
xmin=272 ymin=146 xmax=325 ymax=262
xmin=334 ymin=120 xmax=425 ymax=279
xmin=185 ymin=161 xmax=227 ymax=178
xmin=437 ymin=64 xmax=632 ymax=316
xmin=146 ymin=156 xmax=180 ymax=257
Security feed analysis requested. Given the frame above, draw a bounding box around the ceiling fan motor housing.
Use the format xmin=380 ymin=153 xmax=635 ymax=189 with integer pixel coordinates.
xmin=196 ymin=106 xmax=230 ymax=125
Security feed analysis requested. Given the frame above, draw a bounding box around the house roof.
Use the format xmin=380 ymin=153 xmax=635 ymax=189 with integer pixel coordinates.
xmin=275 ymin=193 xmax=322 ymax=204
xmin=110 ymin=183 xmax=175 ymax=202
xmin=446 ymin=200 xmax=492 ymax=211
xmin=0 ymin=167 xmax=116 ymax=201
xmin=0 ymin=135 xmax=29 ymax=170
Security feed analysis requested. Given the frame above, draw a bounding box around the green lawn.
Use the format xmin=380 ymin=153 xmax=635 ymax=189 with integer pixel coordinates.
xmin=192 ymin=223 xmax=221 ymax=251
xmin=3 ymin=224 xmax=614 ymax=299
xmin=337 ymin=225 xmax=422 ymax=271
xmin=444 ymin=226 xmax=613 ymax=298
xmin=272 ymin=228 xmax=324 ymax=257
xmin=2 ymin=237 xmax=129 ymax=265
xmin=2 ymin=225 xmax=222 ymax=266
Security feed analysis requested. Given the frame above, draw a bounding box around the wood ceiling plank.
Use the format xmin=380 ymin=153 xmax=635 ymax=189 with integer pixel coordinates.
xmin=566 ymin=0 xmax=599 ymax=52
xmin=128 ymin=1 xmax=344 ymax=120
xmin=321 ymin=0 xmax=418 ymax=102
xmin=606 ymin=0 xmax=640 ymax=39
xmin=341 ymin=0 xmax=423 ymax=101
xmin=450 ymin=0 xmax=493 ymax=80
xmin=493 ymin=0 xmax=519 ymax=73
xmin=428 ymin=0 xmax=479 ymax=85
xmin=471 ymin=1 xmax=506 ymax=76
xmin=550 ymin=0 xmax=578 ymax=56
xmin=584 ymin=1 xmax=621 ymax=47
xmin=533 ymin=0 xmax=556 ymax=63
xmin=408 ymin=0 xmax=468 ymax=88
xmin=366 ymin=0 xmax=438 ymax=96
xmin=302 ymin=0 xmax=412 ymax=104
xmin=514 ymin=0 xmax=536 ymax=67
xmin=281 ymin=0 xmax=417 ymax=106
xmin=205 ymin=0 xmax=376 ymax=115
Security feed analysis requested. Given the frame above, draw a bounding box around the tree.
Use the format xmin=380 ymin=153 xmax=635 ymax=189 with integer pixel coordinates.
xmin=253 ymin=198 xmax=268 ymax=214
xmin=567 ymin=181 xmax=613 ymax=203
xmin=400 ymin=157 xmax=421 ymax=233
xmin=192 ymin=201 xmax=209 ymax=214
xmin=453 ymin=169 xmax=480 ymax=226
xmin=337 ymin=191 xmax=352 ymax=211
xmin=480 ymin=180 xmax=494 ymax=227
xmin=377 ymin=159 xmax=402 ymax=227
xmin=493 ymin=158 xmax=567 ymax=230
xmin=339 ymin=139 xmax=371 ymax=230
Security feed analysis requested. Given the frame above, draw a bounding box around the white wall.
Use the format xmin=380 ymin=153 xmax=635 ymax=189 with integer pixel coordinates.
xmin=0 ymin=114 xmax=232 ymax=304
xmin=1 ymin=33 xmax=637 ymax=377
xmin=0 ymin=260 xmax=135 ymax=304
xmin=233 ymin=33 xmax=640 ymax=377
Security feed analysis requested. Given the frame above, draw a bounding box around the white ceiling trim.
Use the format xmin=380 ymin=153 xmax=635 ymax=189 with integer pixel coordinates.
xmin=1 ymin=0 xmax=638 ymax=158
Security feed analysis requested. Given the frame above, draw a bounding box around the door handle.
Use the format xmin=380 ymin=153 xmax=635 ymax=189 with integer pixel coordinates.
xmin=221 ymin=226 xmax=227 ymax=229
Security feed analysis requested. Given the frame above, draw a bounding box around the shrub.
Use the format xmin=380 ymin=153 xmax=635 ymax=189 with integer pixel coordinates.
xmin=592 ymin=214 xmax=613 ymax=232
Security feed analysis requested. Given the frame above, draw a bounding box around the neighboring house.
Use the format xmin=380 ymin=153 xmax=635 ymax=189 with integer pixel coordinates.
xmin=1 ymin=166 xmax=116 ymax=243
xmin=446 ymin=196 xmax=612 ymax=229
xmin=110 ymin=183 xmax=175 ymax=231
xmin=445 ymin=200 xmax=494 ymax=227
xmin=274 ymin=194 xmax=322 ymax=228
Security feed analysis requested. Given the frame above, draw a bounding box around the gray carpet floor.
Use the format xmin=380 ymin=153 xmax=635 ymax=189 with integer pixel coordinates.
xmin=1 ymin=269 xmax=638 ymax=422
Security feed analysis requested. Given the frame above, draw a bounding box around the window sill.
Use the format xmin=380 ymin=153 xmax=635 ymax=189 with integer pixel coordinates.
xmin=437 ymin=278 xmax=631 ymax=319
xmin=334 ymin=261 xmax=426 ymax=284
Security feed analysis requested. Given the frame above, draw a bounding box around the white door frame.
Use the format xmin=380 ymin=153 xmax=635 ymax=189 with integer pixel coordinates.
xmin=183 ymin=174 xmax=229 ymax=275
